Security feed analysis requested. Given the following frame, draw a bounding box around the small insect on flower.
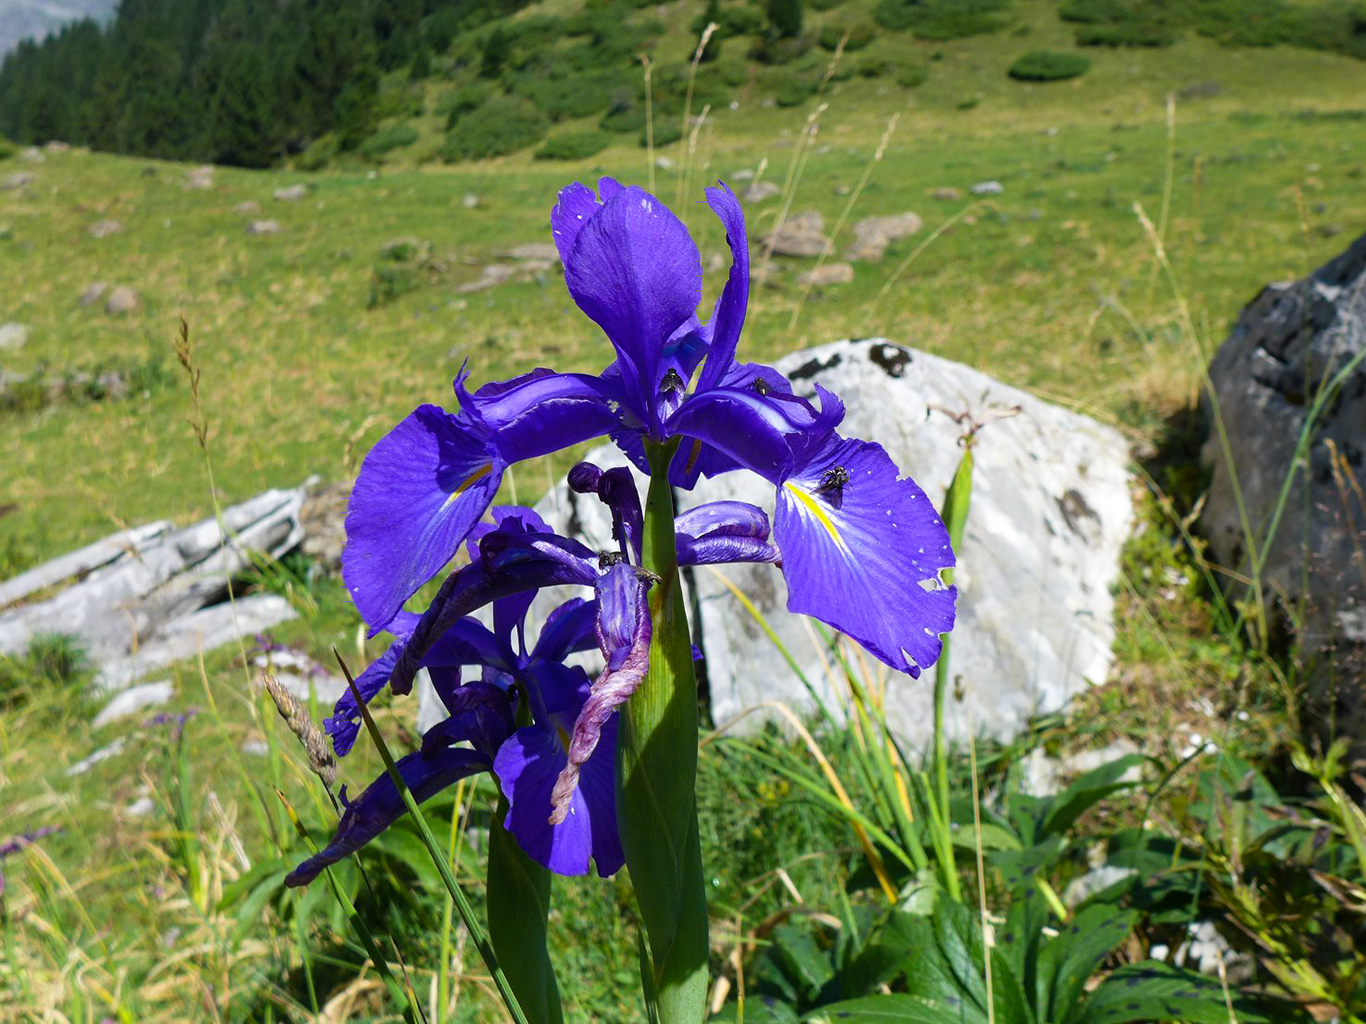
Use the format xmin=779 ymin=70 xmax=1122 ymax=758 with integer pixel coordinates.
xmin=658 ymin=368 xmax=685 ymax=394
xmin=814 ymin=465 xmax=850 ymax=509
xmin=751 ymin=376 xmax=773 ymax=396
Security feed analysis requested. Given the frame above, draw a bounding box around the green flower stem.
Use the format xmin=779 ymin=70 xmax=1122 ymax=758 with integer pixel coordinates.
xmin=488 ymin=803 xmax=564 ymax=1024
xmin=618 ymin=439 xmax=710 ymax=1023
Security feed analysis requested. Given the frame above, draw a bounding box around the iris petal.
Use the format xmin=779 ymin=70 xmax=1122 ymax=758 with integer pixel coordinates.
xmin=342 ymin=405 xmax=503 ymax=631
xmin=285 ymin=746 xmax=490 ymax=887
xmin=562 ymin=184 xmax=702 ymax=419
xmin=550 ymin=181 xmax=602 ymax=265
xmin=494 ymin=662 xmax=624 ymax=877
xmin=775 ymin=432 xmax=956 ymax=676
xmin=455 ymin=368 xmax=620 ymax=463
xmin=695 ymin=181 xmax=750 ymax=394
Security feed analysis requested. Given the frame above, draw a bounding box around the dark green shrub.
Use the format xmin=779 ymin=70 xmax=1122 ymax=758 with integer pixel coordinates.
xmin=0 ymin=139 xmax=13 ymax=161
xmin=440 ymin=83 xmax=493 ymax=127
xmin=442 ymin=96 xmax=548 ymax=161
xmin=771 ymin=71 xmax=818 ymax=105
xmin=479 ymin=27 xmax=511 ymax=77
xmin=535 ymin=131 xmax=613 ymax=160
xmin=808 ymin=0 xmax=846 ymax=10
xmin=874 ymin=0 xmax=1011 ymax=38
xmin=514 ymin=70 xmax=630 ymax=121
xmin=1076 ymin=22 xmax=1175 ymax=46
xmin=600 ymin=94 xmax=647 ymax=133
xmin=818 ymin=21 xmax=876 ymax=50
xmin=897 ymin=63 xmax=929 ymax=87
xmin=856 ymin=57 xmax=891 ymax=77
xmin=721 ymin=6 xmax=765 ymax=33
xmin=295 ymin=134 xmax=338 ymax=171
xmin=750 ymin=31 xmax=813 ymax=63
xmin=409 ymin=44 xmax=432 ymax=80
xmin=641 ymin=121 xmax=684 ymax=146
xmin=767 ymin=0 xmax=805 ymax=37
xmin=358 ymin=123 xmax=419 ymax=159
xmin=1008 ymin=49 xmax=1090 ymax=80
xmin=716 ymin=58 xmax=751 ymax=86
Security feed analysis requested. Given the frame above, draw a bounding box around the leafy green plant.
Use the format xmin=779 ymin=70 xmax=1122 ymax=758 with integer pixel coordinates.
xmin=897 ymin=63 xmax=929 ymax=87
xmin=874 ymin=0 xmax=1012 ymax=39
xmin=1156 ymin=747 xmax=1366 ymax=1021
xmin=808 ymin=897 xmax=1301 ymax=1023
xmin=358 ymin=123 xmax=418 ymax=160
xmin=439 ymin=82 xmax=494 ymax=127
xmin=442 ymin=96 xmax=548 ymax=162
xmin=535 ymin=131 xmax=613 ymax=161
xmin=0 ymin=633 xmax=92 ymax=710
xmin=1008 ymin=50 xmax=1091 ymax=81
xmin=818 ymin=21 xmax=876 ymax=51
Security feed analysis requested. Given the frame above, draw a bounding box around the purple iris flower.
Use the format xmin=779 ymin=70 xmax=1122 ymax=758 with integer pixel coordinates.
xmin=291 ymin=486 xmax=784 ymax=885
xmin=341 ymin=178 xmax=955 ymax=679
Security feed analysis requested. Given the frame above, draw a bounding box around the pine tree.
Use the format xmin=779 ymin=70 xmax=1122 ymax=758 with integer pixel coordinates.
xmin=208 ymin=45 xmax=279 ymax=167
xmin=767 ymin=0 xmax=803 ymax=38
xmin=479 ymin=26 xmax=510 ymax=78
xmin=697 ymin=0 xmax=724 ymax=60
xmin=410 ymin=41 xmax=433 ymax=79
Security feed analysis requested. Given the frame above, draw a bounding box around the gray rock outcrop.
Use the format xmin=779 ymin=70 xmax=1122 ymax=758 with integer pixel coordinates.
xmin=104 ymin=285 xmax=138 ymax=315
xmin=844 ymin=212 xmax=922 ymax=262
xmin=798 ymin=262 xmax=854 ymax=287
xmin=0 ymin=322 xmax=28 ymax=350
xmin=764 ymin=211 xmax=830 ymax=258
xmin=1200 ymin=231 xmax=1366 ymax=732
xmin=0 ymin=489 xmax=306 ymax=691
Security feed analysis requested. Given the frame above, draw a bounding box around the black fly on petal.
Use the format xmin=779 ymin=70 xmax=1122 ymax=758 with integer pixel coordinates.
xmin=658 ymin=368 xmax=685 ymax=394
xmin=751 ymin=376 xmax=772 ymax=396
xmin=814 ymin=465 xmax=849 ymax=509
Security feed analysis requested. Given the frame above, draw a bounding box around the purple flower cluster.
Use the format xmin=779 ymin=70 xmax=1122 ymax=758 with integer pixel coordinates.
xmin=287 ymin=179 xmax=956 ymax=886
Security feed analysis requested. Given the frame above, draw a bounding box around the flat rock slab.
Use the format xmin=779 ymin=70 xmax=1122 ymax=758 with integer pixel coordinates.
xmin=97 ymin=593 xmax=298 ymax=692
xmin=690 ymin=339 xmax=1133 ymax=752
xmin=92 ymin=680 xmax=174 ymax=728
xmin=763 ymin=211 xmax=830 ymax=258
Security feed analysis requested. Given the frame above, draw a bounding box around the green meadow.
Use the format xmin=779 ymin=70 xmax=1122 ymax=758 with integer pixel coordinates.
xmin=3 ymin=0 xmax=1366 ymax=1018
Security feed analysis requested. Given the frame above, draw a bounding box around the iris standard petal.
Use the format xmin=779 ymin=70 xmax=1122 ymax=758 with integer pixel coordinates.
xmin=562 ymin=185 xmax=702 ymax=415
xmin=285 ymin=746 xmax=490 ymax=887
xmin=775 ymin=432 xmax=957 ymax=676
xmin=550 ymin=181 xmax=602 ymax=265
xmin=455 ymin=368 xmax=620 ymax=463
xmin=695 ymin=181 xmax=750 ymax=393
xmin=342 ymin=405 xmax=503 ymax=630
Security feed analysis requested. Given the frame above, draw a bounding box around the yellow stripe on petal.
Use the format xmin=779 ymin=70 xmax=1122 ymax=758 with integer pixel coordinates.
xmin=440 ymin=462 xmax=494 ymax=511
xmin=783 ymin=481 xmax=850 ymax=556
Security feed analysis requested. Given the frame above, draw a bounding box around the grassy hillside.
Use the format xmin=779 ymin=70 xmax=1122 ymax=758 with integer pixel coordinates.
xmin=4 ymin=14 xmax=1366 ymax=561
xmin=2 ymin=4 xmax=1366 ymax=1018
